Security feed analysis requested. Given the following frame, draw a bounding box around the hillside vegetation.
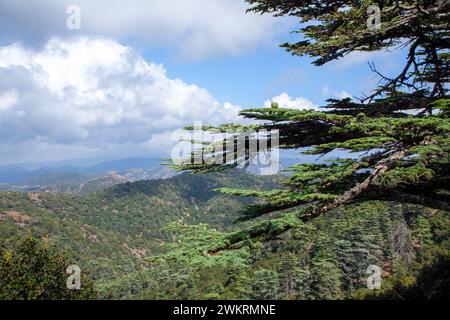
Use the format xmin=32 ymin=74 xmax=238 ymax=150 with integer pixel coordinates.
xmin=0 ymin=171 xmax=280 ymax=297
xmin=1 ymin=171 xmax=448 ymax=299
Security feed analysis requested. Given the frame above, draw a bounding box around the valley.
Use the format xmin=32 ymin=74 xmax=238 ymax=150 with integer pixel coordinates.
xmin=1 ymin=170 xmax=448 ymax=299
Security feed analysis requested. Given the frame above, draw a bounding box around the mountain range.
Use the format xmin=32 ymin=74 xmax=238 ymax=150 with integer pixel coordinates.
xmin=0 ymin=157 xmax=177 ymax=193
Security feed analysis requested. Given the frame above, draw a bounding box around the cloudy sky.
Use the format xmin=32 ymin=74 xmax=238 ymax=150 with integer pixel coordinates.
xmin=0 ymin=0 xmax=407 ymax=165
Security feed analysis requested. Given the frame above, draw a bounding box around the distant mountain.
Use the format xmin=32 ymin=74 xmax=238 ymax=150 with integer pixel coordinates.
xmin=0 ymin=157 xmax=180 ymax=194
xmin=38 ymin=157 xmax=162 ymax=175
xmin=77 ymin=173 xmax=132 ymax=195
xmin=0 ymin=165 xmax=34 ymax=183
xmin=120 ymin=166 xmax=176 ymax=181
xmin=0 ymin=170 xmax=281 ymax=295
xmin=0 ymin=157 xmax=166 ymax=183
xmin=0 ymin=172 xmax=95 ymax=193
xmin=0 ymin=166 xmax=178 ymax=194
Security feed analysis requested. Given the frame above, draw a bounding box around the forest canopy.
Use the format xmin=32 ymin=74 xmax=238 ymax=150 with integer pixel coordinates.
xmin=175 ymin=0 xmax=450 ymax=253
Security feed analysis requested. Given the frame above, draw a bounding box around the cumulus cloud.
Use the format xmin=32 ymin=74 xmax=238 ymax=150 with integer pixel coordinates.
xmin=264 ymin=93 xmax=320 ymax=111
xmin=0 ymin=90 xmax=18 ymax=110
xmin=0 ymin=0 xmax=289 ymax=61
xmin=321 ymin=85 xmax=353 ymax=100
xmin=0 ymin=37 xmax=242 ymax=164
xmin=336 ymin=91 xmax=352 ymax=100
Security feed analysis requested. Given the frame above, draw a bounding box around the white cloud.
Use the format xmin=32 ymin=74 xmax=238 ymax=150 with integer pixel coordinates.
xmin=264 ymin=93 xmax=320 ymax=111
xmin=336 ymin=91 xmax=352 ymax=99
xmin=0 ymin=37 xmax=242 ymax=163
xmin=321 ymin=85 xmax=353 ymax=100
xmin=0 ymin=0 xmax=289 ymax=61
xmin=0 ymin=90 xmax=18 ymax=110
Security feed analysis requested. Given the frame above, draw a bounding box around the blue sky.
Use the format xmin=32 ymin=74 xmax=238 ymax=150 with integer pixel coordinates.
xmin=140 ymin=34 xmax=406 ymax=108
xmin=0 ymin=0 xmax=408 ymax=165
xmin=137 ymin=22 xmax=407 ymax=109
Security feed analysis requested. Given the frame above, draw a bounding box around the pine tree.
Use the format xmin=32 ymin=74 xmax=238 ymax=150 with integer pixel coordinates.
xmin=251 ymin=269 xmax=280 ymax=299
xmin=174 ymin=0 xmax=449 ymax=254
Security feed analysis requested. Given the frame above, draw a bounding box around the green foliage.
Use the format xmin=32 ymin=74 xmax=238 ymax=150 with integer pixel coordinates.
xmin=1 ymin=1 xmax=449 ymax=300
xmin=1 ymin=173 xmax=448 ymax=300
xmin=114 ymin=201 xmax=450 ymax=300
xmin=246 ymin=0 xmax=449 ymax=100
xmin=0 ymin=171 xmax=280 ymax=299
xmin=173 ymin=3 xmax=449 ymax=254
xmin=0 ymin=236 xmax=97 ymax=300
xmin=176 ymin=97 xmax=449 ymax=253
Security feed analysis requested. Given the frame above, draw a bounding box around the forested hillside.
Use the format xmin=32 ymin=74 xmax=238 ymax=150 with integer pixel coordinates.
xmin=0 ymin=171 xmax=281 ymax=297
xmin=102 ymin=201 xmax=449 ymax=299
xmin=0 ymin=0 xmax=448 ymax=301
xmin=1 ymin=171 xmax=448 ymax=299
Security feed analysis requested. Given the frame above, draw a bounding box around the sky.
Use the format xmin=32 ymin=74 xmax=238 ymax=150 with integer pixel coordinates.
xmin=0 ymin=0 xmax=408 ymax=166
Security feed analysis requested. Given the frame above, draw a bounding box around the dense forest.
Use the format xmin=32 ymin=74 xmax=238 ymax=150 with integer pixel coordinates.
xmin=115 ymin=200 xmax=450 ymax=300
xmin=0 ymin=0 xmax=449 ymax=300
xmin=0 ymin=171 xmax=281 ymax=298
xmin=0 ymin=171 xmax=449 ymax=299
